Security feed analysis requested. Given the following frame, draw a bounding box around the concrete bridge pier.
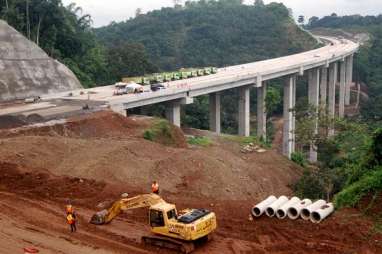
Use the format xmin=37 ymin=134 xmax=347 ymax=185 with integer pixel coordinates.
xmin=257 ymin=82 xmax=267 ymax=141
xmin=165 ymin=100 xmax=181 ymax=127
xmin=328 ymin=62 xmax=338 ymax=137
xmin=339 ymin=59 xmax=346 ymax=118
xmin=238 ymin=86 xmax=251 ymax=137
xmin=283 ymin=75 xmax=296 ymax=159
xmin=320 ymin=67 xmax=328 ymax=109
xmin=308 ymin=68 xmax=320 ymax=163
xmin=345 ymin=54 xmax=354 ymax=106
xmin=209 ymin=92 xmax=221 ymax=134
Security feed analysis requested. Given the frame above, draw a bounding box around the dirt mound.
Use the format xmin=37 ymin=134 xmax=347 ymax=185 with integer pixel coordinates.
xmin=0 ymin=111 xmax=140 ymax=138
xmin=0 ymin=111 xmax=187 ymax=148
xmin=0 ymin=161 xmax=106 ymax=202
xmin=25 ymin=113 xmax=45 ymax=123
xmin=0 ymin=115 xmax=27 ymax=129
xmin=0 ymin=111 xmax=299 ymax=200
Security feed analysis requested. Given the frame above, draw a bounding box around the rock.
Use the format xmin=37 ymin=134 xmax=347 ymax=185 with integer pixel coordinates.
xmin=121 ymin=193 xmax=129 ymax=198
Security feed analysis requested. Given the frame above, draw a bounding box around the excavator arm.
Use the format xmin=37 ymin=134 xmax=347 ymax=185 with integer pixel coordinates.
xmin=90 ymin=193 xmax=165 ymax=225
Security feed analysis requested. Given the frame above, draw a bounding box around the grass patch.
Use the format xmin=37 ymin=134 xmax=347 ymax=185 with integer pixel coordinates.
xmin=143 ymin=119 xmax=174 ymax=145
xmin=223 ymin=135 xmax=258 ymax=145
xmin=187 ymin=136 xmax=213 ymax=147
xmin=373 ymin=220 xmax=382 ymax=234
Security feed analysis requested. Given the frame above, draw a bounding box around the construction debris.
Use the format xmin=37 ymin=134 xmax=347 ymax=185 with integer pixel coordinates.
xmin=241 ymin=143 xmax=267 ymax=153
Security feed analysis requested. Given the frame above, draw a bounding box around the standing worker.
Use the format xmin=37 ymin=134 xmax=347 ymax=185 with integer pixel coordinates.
xmin=151 ymin=181 xmax=159 ymax=195
xmin=66 ymin=204 xmax=77 ymax=233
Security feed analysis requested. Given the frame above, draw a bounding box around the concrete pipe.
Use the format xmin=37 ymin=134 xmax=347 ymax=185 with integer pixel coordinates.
xmin=287 ymin=199 xmax=312 ymax=220
xmin=251 ymin=196 xmax=277 ymax=218
xmin=310 ymin=203 xmax=334 ymax=223
xmin=265 ymin=196 xmax=289 ymax=217
xmin=276 ymin=197 xmax=301 ymax=219
xmin=301 ymin=200 xmax=326 ymax=220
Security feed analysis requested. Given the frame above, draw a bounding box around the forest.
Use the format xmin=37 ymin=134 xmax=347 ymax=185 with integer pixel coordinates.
xmin=95 ymin=0 xmax=317 ymax=72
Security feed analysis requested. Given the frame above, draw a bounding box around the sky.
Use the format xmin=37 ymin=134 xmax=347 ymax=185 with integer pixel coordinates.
xmin=61 ymin=0 xmax=382 ymax=28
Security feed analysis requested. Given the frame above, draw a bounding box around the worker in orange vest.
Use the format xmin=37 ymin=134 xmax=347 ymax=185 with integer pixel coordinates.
xmin=66 ymin=204 xmax=77 ymax=233
xmin=151 ymin=181 xmax=159 ymax=194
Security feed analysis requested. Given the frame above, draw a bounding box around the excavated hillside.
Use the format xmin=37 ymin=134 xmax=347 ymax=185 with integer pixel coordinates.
xmin=0 ymin=20 xmax=82 ymax=101
xmin=0 ymin=111 xmax=300 ymax=200
xmin=0 ymin=111 xmax=381 ymax=254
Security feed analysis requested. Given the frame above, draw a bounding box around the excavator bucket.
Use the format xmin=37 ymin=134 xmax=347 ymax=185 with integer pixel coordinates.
xmin=90 ymin=209 xmax=108 ymax=225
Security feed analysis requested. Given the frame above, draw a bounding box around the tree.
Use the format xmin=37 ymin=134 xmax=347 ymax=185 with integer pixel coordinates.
xmin=308 ymin=16 xmax=319 ymax=26
xmin=135 ymin=8 xmax=142 ymax=17
xmin=173 ymin=0 xmax=182 ymax=8
xmin=105 ymin=42 xmax=158 ymax=83
xmin=287 ymin=8 xmax=293 ymax=18
xmin=298 ymin=15 xmax=305 ymax=25
xmin=254 ymin=0 xmax=264 ymax=7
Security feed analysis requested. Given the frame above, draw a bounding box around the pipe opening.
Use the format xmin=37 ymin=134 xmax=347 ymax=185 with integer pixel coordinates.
xmin=311 ymin=212 xmax=321 ymax=223
xmin=288 ymin=208 xmax=298 ymax=217
xmin=277 ymin=210 xmax=285 ymax=218
xmin=266 ymin=207 xmax=275 ymax=217
xmin=252 ymin=207 xmax=261 ymax=217
xmin=301 ymin=208 xmax=310 ymax=219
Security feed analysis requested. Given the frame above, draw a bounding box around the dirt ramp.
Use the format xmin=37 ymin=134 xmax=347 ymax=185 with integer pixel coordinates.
xmin=0 ymin=111 xmax=187 ymax=148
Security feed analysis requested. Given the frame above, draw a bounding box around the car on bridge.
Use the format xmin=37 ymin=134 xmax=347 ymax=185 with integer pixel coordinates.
xmin=113 ymin=82 xmax=144 ymax=96
xmin=151 ymin=83 xmax=166 ymax=92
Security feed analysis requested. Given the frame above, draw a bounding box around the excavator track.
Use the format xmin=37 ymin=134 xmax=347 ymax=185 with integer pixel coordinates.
xmin=142 ymin=235 xmax=195 ymax=254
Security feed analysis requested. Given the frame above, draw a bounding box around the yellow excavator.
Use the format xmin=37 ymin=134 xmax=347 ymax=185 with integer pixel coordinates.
xmin=90 ymin=194 xmax=217 ymax=253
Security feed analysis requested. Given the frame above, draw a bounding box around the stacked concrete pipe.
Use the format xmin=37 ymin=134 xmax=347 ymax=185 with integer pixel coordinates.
xmin=265 ymin=196 xmax=289 ymax=217
xmin=251 ymin=196 xmax=277 ymax=218
xmin=301 ymin=200 xmax=327 ymax=220
xmin=276 ymin=197 xmax=301 ymax=219
xmin=287 ymin=199 xmax=313 ymax=220
xmin=310 ymin=203 xmax=334 ymax=223
xmin=253 ymin=197 xmax=334 ymax=223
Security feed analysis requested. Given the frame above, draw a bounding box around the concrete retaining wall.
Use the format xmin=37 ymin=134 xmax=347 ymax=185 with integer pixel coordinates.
xmin=0 ymin=20 xmax=82 ymax=101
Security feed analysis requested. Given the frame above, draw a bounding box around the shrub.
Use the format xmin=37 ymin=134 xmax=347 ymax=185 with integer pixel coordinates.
xmin=143 ymin=119 xmax=174 ymax=144
xmin=143 ymin=130 xmax=154 ymax=141
xmin=187 ymin=136 xmax=213 ymax=147
xmin=335 ymin=166 xmax=382 ymax=208
xmin=293 ymin=169 xmax=326 ymax=200
xmin=291 ymin=152 xmax=307 ymax=167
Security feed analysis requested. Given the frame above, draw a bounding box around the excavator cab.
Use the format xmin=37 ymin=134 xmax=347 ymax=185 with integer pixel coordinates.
xmin=148 ymin=202 xmax=216 ymax=242
xmin=149 ymin=203 xmax=178 ymax=232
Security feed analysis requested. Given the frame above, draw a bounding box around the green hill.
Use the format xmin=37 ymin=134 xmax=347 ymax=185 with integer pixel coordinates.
xmin=95 ymin=1 xmax=317 ymax=72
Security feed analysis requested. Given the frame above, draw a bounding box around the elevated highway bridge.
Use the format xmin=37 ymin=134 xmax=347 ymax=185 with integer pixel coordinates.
xmin=42 ymin=36 xmax=359 ymax=162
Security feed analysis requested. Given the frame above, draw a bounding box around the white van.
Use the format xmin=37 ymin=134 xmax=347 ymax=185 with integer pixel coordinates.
xmin=113 ymin=82 xmax=143 ymax=96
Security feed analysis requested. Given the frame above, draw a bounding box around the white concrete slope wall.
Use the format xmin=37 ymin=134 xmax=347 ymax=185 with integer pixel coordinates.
xmin=0 ymin=20 xmax=82 ymax=101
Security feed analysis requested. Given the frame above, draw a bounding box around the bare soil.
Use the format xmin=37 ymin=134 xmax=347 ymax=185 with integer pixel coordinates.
xmin=0 ymin=111 xmax=381 ymax=254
